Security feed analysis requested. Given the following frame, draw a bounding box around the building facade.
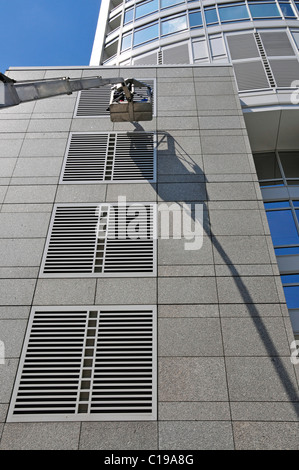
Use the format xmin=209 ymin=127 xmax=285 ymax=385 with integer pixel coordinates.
xmin=0 ymin=0 xmax=298 ymax=450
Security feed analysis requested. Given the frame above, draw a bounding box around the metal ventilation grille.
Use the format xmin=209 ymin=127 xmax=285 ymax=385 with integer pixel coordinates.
xmin=41 ymin=204 xmax=156 ymax=277
xmin=75 ymin=80 xmax=155 ymax=117
xmin=233 ymin=61 xmax=270 ymax=91
xmin=61 ymin=132 xmax=156 ymax=183
xmin=226 ymin=33 xmax=260 ymax=60
xmin=259 ymin=32 xmax=295 ymax=57
xmin=162 ymin=44 xmax=190 ymax=64
xmin=268 ymin=59 xmax=299 ymax=87
xmin=75 ymin=86 xmax=111 ymax=116
xmin=133 ymin=52 xmax=158 ymax=65
xmin=7 ymin=306 xmax=157 ymax=422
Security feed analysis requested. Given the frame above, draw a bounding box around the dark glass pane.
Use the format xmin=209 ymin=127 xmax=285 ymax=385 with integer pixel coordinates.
xmin=205 ymin=8 xmax=219 ymax=24
xmin=296 ymin=209 xmax=299 ymax=224
xmin=275 ymin=246 xmax=299 ymax=255
xmin=219 ymin=4 xmax=250 ymax=22
xmin=124 ymin=8 xmax=134 ymax=24
xmin=266 ymin=209 xmax=299 ymax=245
xmin=135 ymin=0 xmax=159 ymax=19
xmin=293 ymin=201 xmax=299 ymax=207
xmin=249 ymin=3 xmax=281 ymax=18
xmin=133 ymin=22 xmax=159 ymax=46
xmin=279 ymin=152 xmax=299 ymax=178
xmin=264 ymin=201 xmax=290 ymax=209
xmin=189 ymin=10 xmax=203 ymax=28
xmin=260 ymin=181 xmax=284 ymax=187
xmin=161 ymin=15 xmax=187 ymax=36
xmin=279 ymin=2 xmax=297 ymax=17
xmin=287 ymin=180 xmax=299 ymax=185
xmin=281 ymin=273 xmax=299 ymax=283
xmin=283 ymin=285 xmax=299 ymax=308
xmin=253 ymin=153 xmax=282 ymax=180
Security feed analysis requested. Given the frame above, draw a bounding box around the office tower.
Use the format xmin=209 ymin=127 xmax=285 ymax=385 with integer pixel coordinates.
xmin=0 ymin=0 xmax=298 ymax=450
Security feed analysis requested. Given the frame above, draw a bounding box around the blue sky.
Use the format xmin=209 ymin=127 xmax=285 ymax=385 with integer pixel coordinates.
xmin=0 ymin=0 xmax=102 ymax=73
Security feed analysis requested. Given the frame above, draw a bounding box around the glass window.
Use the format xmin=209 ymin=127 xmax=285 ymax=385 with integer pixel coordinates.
xmin=279 ymin=2 xmax=297 ymax=17
xmin=161 ymin=15 xmax=188 ymax=36
xmin=264 ymin=201 xmax=291 ymax=209
xmin=218 ymin=4 xmax=250 ymax=22
xmin=253 ymin=153 xmax=282 ymax=181
xmin=283 ymin=285 xmax=299 ymax=308
xmin=275 ymin=246 xmax=299 ymax=255
xmin=124 ymin=8 xmax=134 ymax=24
xmin=281 ymin=273 xmax=299 ymax=283
xmin=133 ymin=22 xmax=159 ymax=46
xmin=266 ymin=209 xmax=299 ymax=245
xmin=293 ymin=201 xmax=299 ymax=207
xmin=204 ymin=8 xmax=219 ymax=25
xmin=135 ymin=0 xmax=159 ymax=20
xmin=161 ymin=0 xmax=184 ymax=9
xmin=189 ymin=10 xmax=203 ymax=28
xmin=248 ymin=2 xmax=281 ymax=18
xmin=296 ymin=2 xmax=299 ymax=13
xmin=121 ymin=33 xmax=132 ymax=51
xmin=279 ymin=152 xmax=299 ymax=179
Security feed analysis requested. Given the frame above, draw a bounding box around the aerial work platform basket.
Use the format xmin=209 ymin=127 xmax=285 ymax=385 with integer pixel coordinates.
xmin=109 ymin=78 xmax=153 ymax=122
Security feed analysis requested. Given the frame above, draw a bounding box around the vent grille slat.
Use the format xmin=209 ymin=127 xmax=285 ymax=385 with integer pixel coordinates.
xmin=8 ymin=307 xmax=156 ymax=421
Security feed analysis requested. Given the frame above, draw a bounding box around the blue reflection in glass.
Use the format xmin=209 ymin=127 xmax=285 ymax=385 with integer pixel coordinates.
xmin=249 ymin=2 xmax=281 ymax=18
xmin=283 ymin=285 xmax=299 ymax=308
xmin=293 ymin=201 xmax=299 ymax=207
xmin=189 ymin=10 xmax=203 ymax=28
xmin=275 ymin=246 xmax=299 ymax=255
xmin=266 ymin=210 xmax=299 ymax=245
xmin=264 ymin=201 xmax=290 ymax=209
xmin=279 ymin=2 xmax=297 ymax=17
xmin=135 ymin=0 xmax=159 ymax=20
xmin=161 ymin=15 xmax=187 ymax=36
xmin=133 ymin=22 xmax=159 ymax=46
xmin=281 ymin=274 xmax=299 ymax=283
xmin=121 ymin=33 xmax=132 ymax=51
xmin=205 ymin=8 xmax=219 ymax=24
xmin=124 ymin=8 xmax=134 ymax=24
xmin=219 ymin=4 xmax=250 ymax=22
xmin=161 ymin=0 xmax=184 ymax=9
xmin=296 ymin=2 xmax=299 ymax=14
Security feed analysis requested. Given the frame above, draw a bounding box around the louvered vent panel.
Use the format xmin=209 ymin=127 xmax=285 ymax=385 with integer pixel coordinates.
xmin=162 ymin=44 xmax=190 ymax=64
xmin=233 ymin=61 xmax=270 ymax=91
xmin=42 ymin=206 xmax=98 ymax=274
xmin=226 ymin=33 xmax=260 ymax=60
xmin=76 ymin=86 xmax=111 ymax=116
xmin=91 ymin=309 xmax=155 ymax=415
xmin=61 ymin=132 xmax=155 ymax=183
xmin=259 ymin=32 xmax=295 ymax=57
xmin=41 ymin=204 xmax=156 ymax=277
xmin=8 ymin=306 xmax=157 ymax=421
xmin=133 ymin=52 xmax=158 ymax=65
xmin=104 ymin=204 xmax=154 ymax=273
xmin=75 ymin=80 xmax=155 ymax=117
xmin=268 ymin=59 xmax=299 ymax=87
xmin=10 ymin=310 xmax=88 ymax=417
xmin=62 ymin=134 xmax=108 ymax=182
xmin=113 ymin=133 xmax=154 ymax=181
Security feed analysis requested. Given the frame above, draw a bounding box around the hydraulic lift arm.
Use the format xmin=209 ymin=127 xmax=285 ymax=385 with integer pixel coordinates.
xmin=0 ymin=73 xmax=152 ymax=122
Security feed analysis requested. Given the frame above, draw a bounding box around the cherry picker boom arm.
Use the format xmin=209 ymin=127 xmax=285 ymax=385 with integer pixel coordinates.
xmin=0 ymin=73 xmax=152 ymax=122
